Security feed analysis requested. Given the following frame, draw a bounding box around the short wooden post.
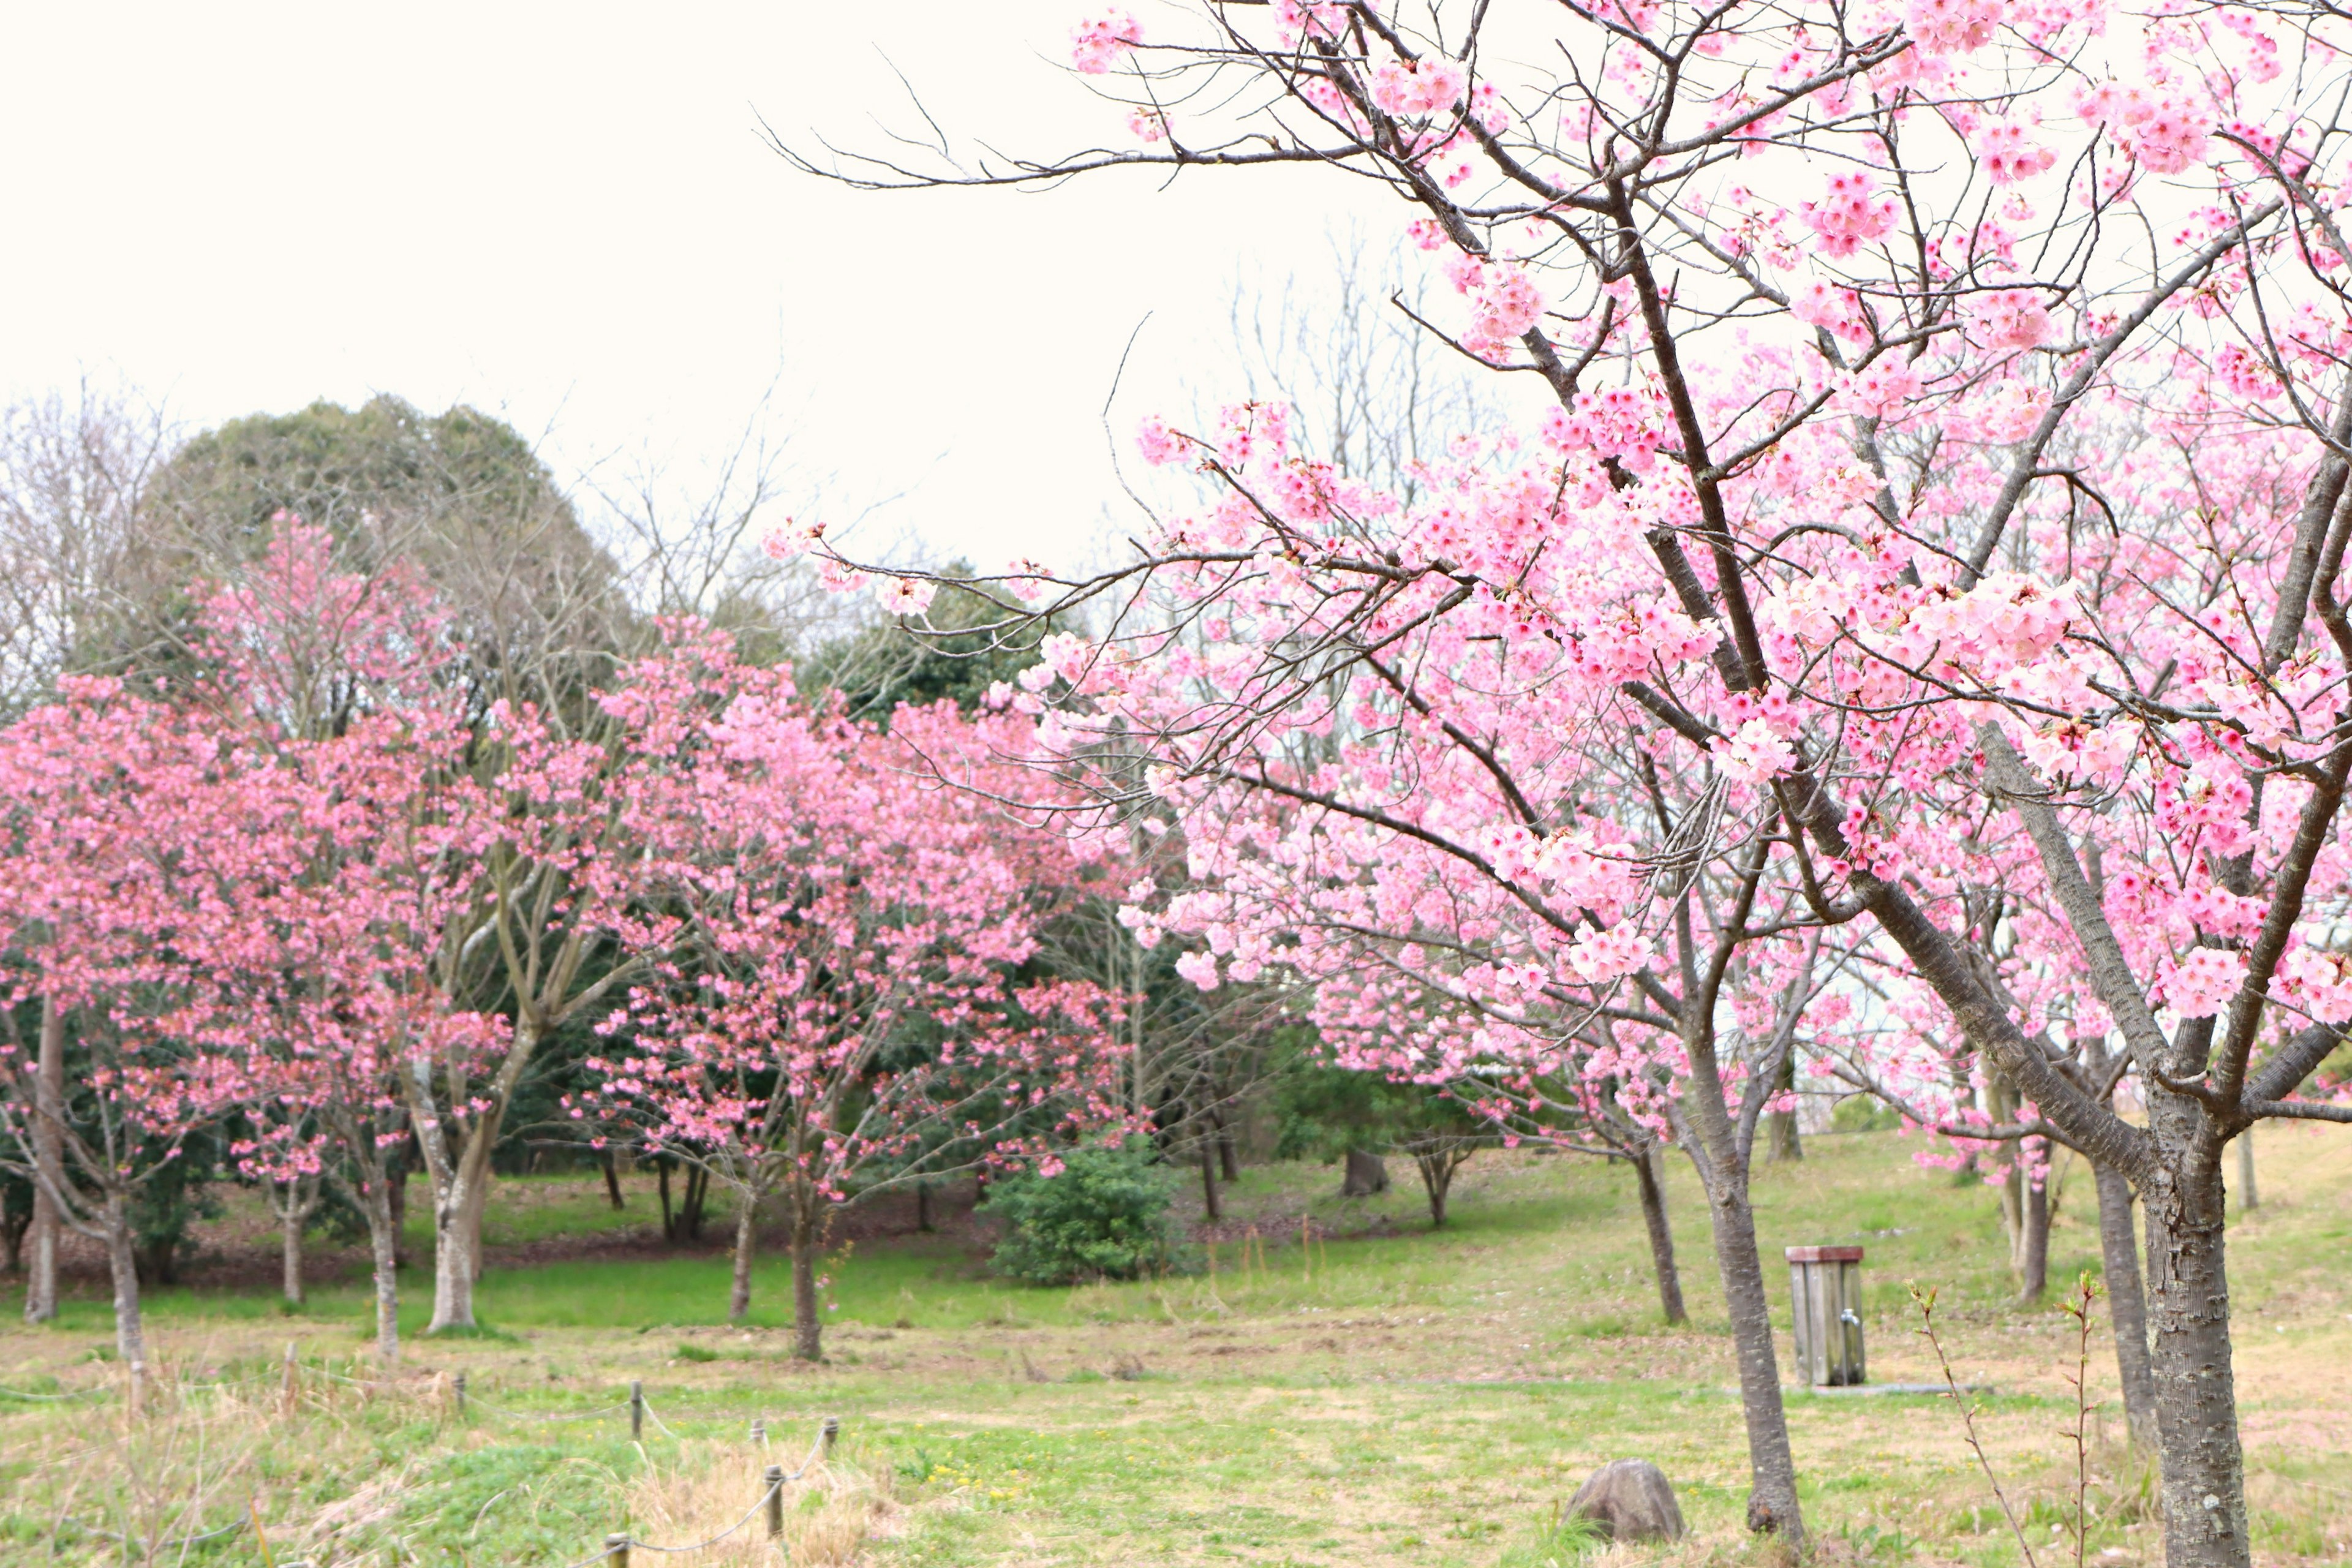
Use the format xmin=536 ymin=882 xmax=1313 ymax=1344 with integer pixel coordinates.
xmin=281 ymin=1340 xmax=298 ymax=1418
xmin=821 ymin=1415 xmax=839 ymax=1457
xmin=750 ymin=1417 xmax=766 ymax=1445
xmin=603 ymin=1532 xmax=630 ymax=1568
xmin=453 ymin=1373 xmax=467 ymax=1417
xmin=629 ymin=1379 xmax=644 ymax=1441
xmin=763 ymin=1464 xmax=786 ymax=1539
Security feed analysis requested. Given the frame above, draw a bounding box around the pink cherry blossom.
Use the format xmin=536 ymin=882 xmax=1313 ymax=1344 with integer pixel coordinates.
xmin=1070 ymin=9 xmax=1143 ymax=74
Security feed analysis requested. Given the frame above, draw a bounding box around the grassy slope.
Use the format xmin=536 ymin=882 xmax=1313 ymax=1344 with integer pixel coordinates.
xmin=0 ymin=1125 xmax=2346 ymax=1567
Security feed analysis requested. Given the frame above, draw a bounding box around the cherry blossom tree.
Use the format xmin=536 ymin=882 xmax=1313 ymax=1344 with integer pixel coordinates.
xmin=0 ymin=682 xmax=275 ymax=1396
xmin=791 ymin=4 xmax=2352 ymax=1558
xmin=574 ymin=633 xmax=1129 ymax=1360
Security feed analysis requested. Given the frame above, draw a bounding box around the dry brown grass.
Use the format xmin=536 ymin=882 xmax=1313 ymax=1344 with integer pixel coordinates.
xmin=623 ymin=1440 xmax=896 ymax=1567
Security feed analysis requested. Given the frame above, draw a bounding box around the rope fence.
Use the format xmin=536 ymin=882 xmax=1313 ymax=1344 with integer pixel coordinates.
xmin=554 ymin=1415 xmax=840 ymax=1568
xmin=21 ymin=1361 xmax=844 ymax=1563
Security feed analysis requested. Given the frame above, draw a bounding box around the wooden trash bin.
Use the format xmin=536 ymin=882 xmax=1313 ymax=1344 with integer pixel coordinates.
xmin=1785 ymin=1245 xmax=1865 ymax=1386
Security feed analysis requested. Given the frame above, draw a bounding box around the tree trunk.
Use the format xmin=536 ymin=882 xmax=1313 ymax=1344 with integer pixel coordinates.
xmin=1765 ymin=1052 xmax=1803 ymax=1162
xmin=2142 ymin=1154 xmax=2250 ymax=1568
xmin=601 ymin=1150 xmax=625 ymax=1210
xmin=1709 ymin=1174 xmax=1802 ymax=1537
xmin=2236 ymin=1132 xmax=2256 ymax=1213
xmin=658 ymin=1160 xmax=676 ymax=1241
xmin=729 ymin=1191 xmax=758 ymax=1323
xmin=280 ymin=1192 xmax=306 ymax=1308
xmin=1214 ymin=1110 xmax=1240 ymax=1182
xmin=1415 ymin=1152 xmax=1453 ymax=1226
xmin=23 ymin=997 xmax=64 ymax=1324
xmin=915 ymin=1178 xmax=933 ymax=1233
xmin=103 ymin=1194 xmax=148 ymax=1409
xmin=2092 ymin=1158 xmax=2158 ymax=1448
xmin=363 ymin=1178 xmax=401 ymax=1365
xmin=386 ymin=1151 xmax=410 ymax=1268
xmin=2015 ymin=1153 xmax=2050 ymax=1305
xmin=1679 ymin=1025 xmax=1803 ymax=1544
xmin=421 ymin=1110 xmax=502 ymax=1331
xmin=1635 ymin=1142 xmax=1689 ymax=1325
xmin=1200 ymin=1144 xmax=1222 ymax=1222
xmin=789 ymin=1207 xmax=823 ymax=1362
xmin=1340 ymin=1148 xmax=1389 ymax=1196
xmin=1988 ymin=1074 xmax=2029 ymax=1279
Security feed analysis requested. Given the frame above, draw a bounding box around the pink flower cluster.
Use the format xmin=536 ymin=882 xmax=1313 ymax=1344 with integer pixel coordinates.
xmin=2078 ymin=79 xmax=2212 ymax=175
xmin=1967 ymin=288 xmax=2056 ymax=349
xmin=1904 ymin=0 xmax=2005 ymax=55
xmin=1444 ymin=254 xmax=1546 ymax=358
xmin=1070 ymin=9 xmax=1142 ymax=74
xmin=1369 ymin=55 xmax=1468 ymax=119
xmin=1801 ymin=168 xmax=1898 ymax=259
xmin=1977 ymin=118 xmax=2056 ymax=184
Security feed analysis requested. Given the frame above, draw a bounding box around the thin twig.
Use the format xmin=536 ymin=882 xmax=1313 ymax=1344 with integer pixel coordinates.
xmin=1911 ymin=1282 xmax=2040 ymax=1568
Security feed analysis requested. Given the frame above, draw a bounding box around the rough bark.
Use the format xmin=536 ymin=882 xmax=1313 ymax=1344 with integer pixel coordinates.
xmin=1199 ymin=1144 xmax=1222 ymax=1222
xmin=2092 ymin=1158 xmax=2158 ymax=1448
xmin=915 ymin=1178 xmax=933 ymax=1233
xmin=601 ymin=1150 xmax=625 ymax=1210
xmin=1214 ymin=1111 xmax=1240 ymax=1182
xmin=729 ymin=1191 xmax=758 ymax=1323
xmin=2144 ymin=1152 xmax=2250 ymax=1568
xmin=23 ymin=997 xmax=64 ymax=1324
xmin=2236 ymin=1133 xmax=2257 ymax=1213
xmin=1634 ymin=1142 xmax=1689 ymax=1325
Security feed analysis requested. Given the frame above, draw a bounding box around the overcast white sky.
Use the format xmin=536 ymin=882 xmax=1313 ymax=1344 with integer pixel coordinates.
xmin=0 ymin=2 xmax=1397 ymax=571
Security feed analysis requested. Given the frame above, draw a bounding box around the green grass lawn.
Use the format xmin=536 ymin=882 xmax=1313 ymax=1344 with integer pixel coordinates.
xmin=2 ymin=1126 xmax=2346 ymax=1567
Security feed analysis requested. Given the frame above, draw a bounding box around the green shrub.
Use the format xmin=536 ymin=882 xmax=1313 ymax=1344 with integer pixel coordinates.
xmin=984 ymin=1142 xmax=1186 ymax=1286
xmin=1831 ymin=1095 xmax=1901 ymax=1133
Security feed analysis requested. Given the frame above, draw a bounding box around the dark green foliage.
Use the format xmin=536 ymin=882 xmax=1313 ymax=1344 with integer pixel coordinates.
xmin=153 ymin=395 xmax=573 ymax=547
xmin=0 ymin=1168 xmax=32 ymax=1272
xmin=1270 ymin=1030 xmax=1482 ymax=1161
xmin=127 ymin=1139 xmax=222 ymax=1287
xmin=984 ymin=1142 xmax=1187 ymax=1286
xmin=130 ymin=394 xmax=633 ymax=718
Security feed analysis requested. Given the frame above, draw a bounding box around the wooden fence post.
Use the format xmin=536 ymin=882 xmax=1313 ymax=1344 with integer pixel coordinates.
xmin=453 ymin=1373 xmax=467 ymax=1418
xmin=603 ymin=1532 xmax=630 ymax=1568
xmin=764 ymin=1465 xmax=786 ymax=1539
xmin=629 ymin=1379 xmax=644 ymax=1441
xmin=750 ymin=1417 xmax=766 ymax=1445
xmin=821 ymin=1415 xmax=839 ymax=1457
xmin=281 ymin=1341 xmax=298 ymax=1418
